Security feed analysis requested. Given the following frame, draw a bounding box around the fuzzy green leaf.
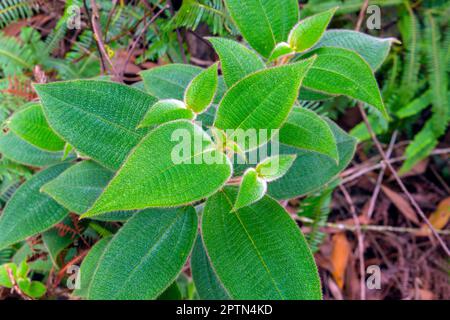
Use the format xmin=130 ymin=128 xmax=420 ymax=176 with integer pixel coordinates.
xmin=0 ymin=131 xmax=73 ymax=167
xmin=224 ymin=0 xmax=299 ymax=57
xmin=0 ymin=163 xmax=71 ymax=250
xmin=34 ymin=80 xmax=157 ymax=170
xmin=256 ymin=154 xmax=296 ymax=182
xmin=202 ymin=188 xmax=322 ymax=299
xmin=234 ymin=168 xmax=267 ymax=210
xmin=184 ymin=63 xmax=219 ymax=113
xmin=86 ymin=207 xmax=197 ymax=300
xmin=302 ymin=47 xmax=388 ymax=119
xmin=8 ymin=103 xmax=65 ymax=151
xmin=41 ymin=161 xmax=134 ymax=221
xmin=138 ymin=99 xmax=194 ymax=128
xmin=83 ymin=120 xmax=232 ymax=218
xmin=288 ymin=7 xmax=337 ymax=53
xmin=208 ymin=37 xmax=265 ymax=87
xmin=268 ymin=119 xmax=357 ymax=199
xmin=141 ymin=64 xmax=202 ymax=100
xmin=315 ymin=30 xmax=395 ymax=70
xmin=279 ymin=107 xmax=338 ymax=161
xmin=73 ymin=236 xmax=112 ymax=298
xmin=191 ymin=236 xmax=230 ymax=300
xmin=214 ymin=58 xmax=316 ymax=151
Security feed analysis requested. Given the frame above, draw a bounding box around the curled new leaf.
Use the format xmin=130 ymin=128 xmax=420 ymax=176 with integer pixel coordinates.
xmin=234 ymin=168 xmax=267 ymax=210
xmin=256 ymin=154 xmax=297 ymax=182
xmin=184 ymin=63 xmax=219 ymax=113
xmin=224 ymin=0 xmax=299 ymax=57
xmin=288 ymin=7 xmax=337 ymax=53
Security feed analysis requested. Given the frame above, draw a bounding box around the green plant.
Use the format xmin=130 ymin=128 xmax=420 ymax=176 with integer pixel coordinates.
xmin=0 ymin=260 xmax=47 ymax=299
xmin=0 ymin=1 xmax=391 ymax=300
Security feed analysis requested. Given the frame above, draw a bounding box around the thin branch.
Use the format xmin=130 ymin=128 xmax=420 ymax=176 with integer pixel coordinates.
xmin=89 ymin=0 xmax=119 ymax=78
xmin=121 ymin=4 xmax=168 ymax=79
xmin=6 ymin=266 xmax=32 ymax=300
xmin=339 ymin=185 xmax=366 ymax=300
xmin=297 ymin=216 xmax=450 ymax=236
xmin=367 ymin=131 xmax=398 ymax=219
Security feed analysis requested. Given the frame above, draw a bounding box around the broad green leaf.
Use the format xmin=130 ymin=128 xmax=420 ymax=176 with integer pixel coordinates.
xmin=184 ymin=63 xmax=219 ymax=113
xmin=20 ymin=280 xmax=46 ymax=298
xmin=234 ymin=168 xmax=266 ymax=210
xmin=202 ymin=188 xmax=322 ymax=299
xmin=302 ymin=47 xmax=388 ymax=119
xmin=279 ymin=108 xmax=338 ymax=161
xmin=8 ymin=103 xmax=65 ymax=151
xmin=224 ymin=0 xmax=299 ymax=58
xmin=268 ymin=119 xmax=356 ymax=199
xmin=34 ymin=80 xmax=157 ymax=170
xmin=141 ymin=64 xmax=202 ymax=100
xmin=0 ymin=263 xmax=16 ymax=288
xmin=268 ymin=42 xmax=295 ymax=62
xmin=256 ymin=154 xmax=296 ymax=182
xmin=288 ymin=7 xmax=337 ymax=53
xmin=41 ymin=161 xmax=134 ymax=221
xmin=0 ymin=163 xmax=71 ymax=250
xmin=86 ymin=207 xmax=197 ymax=300
xmin=214 ymin=58 xmax=316 ymax=151
xmin=0 ymin=131 xmax=73 ymax=167
xmin=83 ymin=120 xmax=232 ymax=218
xmin=138 ymin=99 xmax=194 ymax=128
xmin=191 ymin=235 xmax=230 ymax=300
xmin=208 ymin=37 xmax=265 ymax=87
xmin=73 ymin=236 xmax=112 ymax=298
xmin=158 ymin=282 xmax=182 ymax=300
xmin=315 ymin=30 xmax=395 ymax=70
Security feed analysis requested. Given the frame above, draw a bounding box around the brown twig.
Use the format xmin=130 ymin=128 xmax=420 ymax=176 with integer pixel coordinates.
xmin=5 ymin=266 xmax=32 ymax=300
xmin=366 ymin=131 xmax=398 ymax=219
xmin=167 ymin=0 xmax=187 ymax=64
xmin=340 ymin=148 xmax=450 ymax=184
xmin=121 ymin=3 xmax=168 ymax=79
xmin=339 ymin=185 xmax=366 ymax=300
xmin=88 ymin=0 xmax=119 ymax=78
xmin=356 ymin=0 xmax=369 ymax=32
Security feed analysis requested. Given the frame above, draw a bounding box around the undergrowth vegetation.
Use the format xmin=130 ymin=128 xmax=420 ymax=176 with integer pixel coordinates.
xmin=0 ymin=0 xmax=448 ymax=300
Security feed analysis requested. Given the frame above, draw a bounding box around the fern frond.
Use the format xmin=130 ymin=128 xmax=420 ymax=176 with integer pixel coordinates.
xmin=398 ymin=2 xmax=421 ymax=104
xmin=0 ymin=0 xmax=39 ymax=29
xmin=425 ymin=11 xmax=449 ymax=136
xmin=169 ymin=0 xmax=233 ymax=35
xmin=0 ymin=32 xmax=33 ymax=75
xmin=399 ymin=120 xmax=439 ymax=174
xmin=298 ymin=185 xmax=336 ymax=253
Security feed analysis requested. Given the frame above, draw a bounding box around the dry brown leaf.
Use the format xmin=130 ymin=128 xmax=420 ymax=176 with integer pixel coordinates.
xmin=416 ymin=197 xmax=450 ymax=236
xmin=330 ymin=233 xmax=351 ymax=289
xmin=381 ymin=185 xmax=420 ymax=224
